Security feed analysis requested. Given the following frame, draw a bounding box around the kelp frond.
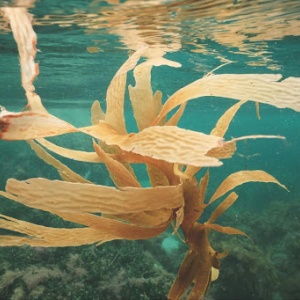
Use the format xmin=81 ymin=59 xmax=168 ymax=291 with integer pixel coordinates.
xmin=208 ymin=170 xmax=289 ymax=205
xmin=0 ymin=6 xmax=298 ymax=300
xmin=152 ymin=74 xmax=300 ymax=125
xmin=0 ymin=213 xmax=170 ymax=247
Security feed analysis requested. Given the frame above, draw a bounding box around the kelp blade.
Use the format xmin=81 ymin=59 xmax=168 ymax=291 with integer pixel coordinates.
xmin=5 ymin=178 xmax=183 ymax=215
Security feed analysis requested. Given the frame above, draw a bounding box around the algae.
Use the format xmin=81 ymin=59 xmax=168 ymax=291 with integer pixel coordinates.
xmin=0 ymin=5 xmax=299 ymax=300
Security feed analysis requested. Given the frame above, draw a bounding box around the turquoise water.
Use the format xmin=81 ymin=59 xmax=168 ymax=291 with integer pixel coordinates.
xmin=0 ymin=1 xmax=299 ymax=299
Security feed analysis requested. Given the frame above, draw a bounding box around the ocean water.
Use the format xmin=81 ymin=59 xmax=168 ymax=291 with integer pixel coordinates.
xmin=0 ymin=1 xmax=299 ymax=299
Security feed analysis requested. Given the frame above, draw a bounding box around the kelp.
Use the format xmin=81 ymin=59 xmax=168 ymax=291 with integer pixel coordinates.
xmin=0 ymin=6 xmax=298 ymax=300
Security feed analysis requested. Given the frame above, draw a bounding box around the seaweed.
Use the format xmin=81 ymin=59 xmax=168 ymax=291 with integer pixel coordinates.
xmin=0 ymin=6 xmax=299 ymax=300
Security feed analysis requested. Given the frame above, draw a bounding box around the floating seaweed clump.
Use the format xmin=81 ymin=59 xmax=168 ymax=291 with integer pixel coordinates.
xmin=0 ymin=7 xmax=299 ymax=300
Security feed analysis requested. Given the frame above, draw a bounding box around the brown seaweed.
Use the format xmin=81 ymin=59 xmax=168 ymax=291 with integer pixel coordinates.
xmin=0 ymin=6 xmax=298 ymax=300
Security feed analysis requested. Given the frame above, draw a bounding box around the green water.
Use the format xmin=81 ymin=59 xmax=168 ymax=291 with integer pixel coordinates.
xmin=0 ymin=1 xmax=299 ymax=299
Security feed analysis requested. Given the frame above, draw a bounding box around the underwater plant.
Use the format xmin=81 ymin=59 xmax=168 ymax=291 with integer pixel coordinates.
xmin=0 ymin=6 xmax=299 ymax=300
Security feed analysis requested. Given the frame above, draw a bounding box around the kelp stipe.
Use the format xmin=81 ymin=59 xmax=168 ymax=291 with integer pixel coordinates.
xmin=0 ymin=6 xmax=299 ymax=300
